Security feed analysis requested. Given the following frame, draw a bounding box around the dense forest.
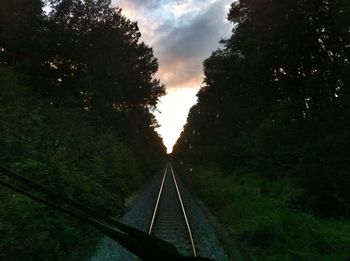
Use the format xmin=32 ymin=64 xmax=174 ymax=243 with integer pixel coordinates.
xmin=173 ymin=0 xmax=350 ymax=259
xmin=0 ymin=0 xmax=165 ymax=259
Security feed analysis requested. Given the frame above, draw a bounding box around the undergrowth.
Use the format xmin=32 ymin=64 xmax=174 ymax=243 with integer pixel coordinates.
xmin=189 ymin=167 xmax=350 ymax=260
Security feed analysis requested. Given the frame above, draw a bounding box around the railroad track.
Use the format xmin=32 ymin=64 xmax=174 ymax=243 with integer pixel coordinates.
xmin=148 ymin=163 xmax=197 ymax=258
xmin=1 ymin=165 xmax=227 ymax=260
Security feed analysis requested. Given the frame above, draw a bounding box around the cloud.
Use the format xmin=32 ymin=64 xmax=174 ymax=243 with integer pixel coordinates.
xmin=112 ymin=0 xmax=232 ymax=151
xmin=115 ymin=0 xmax=165 ymax=9
xmin=128 ymin=0 xmax=162 ymax=8
xmin=154 ymin=1 xmax=231 ymax=88
xmin=113 ymin=0 xmax=232 ymax=89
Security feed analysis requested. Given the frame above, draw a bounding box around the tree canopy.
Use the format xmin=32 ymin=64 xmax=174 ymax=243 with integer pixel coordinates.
xmin=0 ymin=0 xmax=166 ymax=259
xmin=174 ymin=0 xmax=350 ymax=217
xmin=173 ymin=1 xmax=350 ymax=259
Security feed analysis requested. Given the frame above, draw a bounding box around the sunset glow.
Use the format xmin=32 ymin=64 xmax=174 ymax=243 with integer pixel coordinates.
xmin=154 ymin=88 xmax=198 ymax=153
xmin=113 ymin=0 xmax=232 ymax=152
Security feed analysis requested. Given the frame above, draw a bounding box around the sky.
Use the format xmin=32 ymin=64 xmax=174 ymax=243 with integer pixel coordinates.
xmin=112 ymin=0 xmax=232 ymax=153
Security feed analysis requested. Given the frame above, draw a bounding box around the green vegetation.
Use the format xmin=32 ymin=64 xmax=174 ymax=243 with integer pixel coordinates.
xmin=174 ymin=0 xmax=350 ymax=259
xmin=0 ymin=0 xmax=165 ymax=260
xmin=186 ymin=167 xmax=350 ymax=260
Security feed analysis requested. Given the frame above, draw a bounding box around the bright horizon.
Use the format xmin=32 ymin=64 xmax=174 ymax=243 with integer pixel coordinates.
xmin=154 ymin=88 xmax=198 ymax=153
xmin=113 ymin=0 xmax=232 ymax=152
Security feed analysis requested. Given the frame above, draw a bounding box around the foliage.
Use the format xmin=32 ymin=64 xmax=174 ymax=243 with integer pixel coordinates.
xmin=0 ymin=0 xmax=166 ymax=259
xmin=186 ymin=168 xmax=350 ymax=260
xmin=174 ymin=0 xmax=350 ymax=217
xmin=173 ymin=0 xmax=350 ymax=258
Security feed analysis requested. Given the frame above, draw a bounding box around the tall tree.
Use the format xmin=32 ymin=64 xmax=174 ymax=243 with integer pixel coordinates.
xmin=41 ymin=0 xmax=165 ymax=112
xmin=0 ymin=0 xmax=44 ymax=66
xmin=0 ymin=1 xmax=166 ymax=259
xmin=174 ymin=0 xmax=350 ymax=216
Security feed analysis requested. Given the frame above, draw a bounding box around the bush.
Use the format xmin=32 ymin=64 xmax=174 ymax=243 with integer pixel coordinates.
xmin=189 ymin=168 xmax=350 ymax=260
xmin=0 ymin=68 xmax=148 ymax=259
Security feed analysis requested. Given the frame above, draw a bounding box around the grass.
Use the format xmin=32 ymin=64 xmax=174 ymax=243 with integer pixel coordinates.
xmin=188 ymin=167 xmax=350 ymax=260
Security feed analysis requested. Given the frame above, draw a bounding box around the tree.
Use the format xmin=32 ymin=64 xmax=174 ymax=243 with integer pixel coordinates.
xmin=0 ymin=0 xmax=44 ymax=69
xmin=173 ymin=0 xmax=350 ymax=216
xmin=0 ymin=0 xmax=166 ymax=259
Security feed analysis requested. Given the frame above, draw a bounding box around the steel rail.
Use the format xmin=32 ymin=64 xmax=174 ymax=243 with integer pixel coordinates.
xmin=148 ymin=166 xmax=168 ymax=234
xmin=170 ymin=164 xmax=197 ymax=257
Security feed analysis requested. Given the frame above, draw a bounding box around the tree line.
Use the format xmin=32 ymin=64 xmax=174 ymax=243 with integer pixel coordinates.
xmin=0 ymin=0 xmax=165 ymax=259
xmin=173 ymin=1 xmax=350 ymax=258
xmin=174 ymin=0 xmax=350 ymax=220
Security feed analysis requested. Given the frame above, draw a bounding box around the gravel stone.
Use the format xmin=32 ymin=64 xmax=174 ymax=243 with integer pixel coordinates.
xmin=89 ymin=166 xmax=228 ymax=261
